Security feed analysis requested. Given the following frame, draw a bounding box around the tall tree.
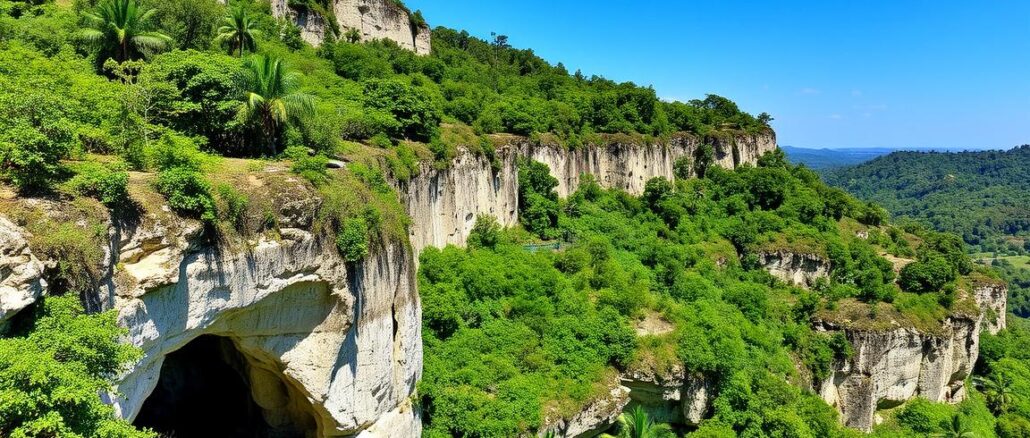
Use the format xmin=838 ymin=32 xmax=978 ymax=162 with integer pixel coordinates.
xmin=933 ymin=415 xmax=976 ymax=438
xmin=79 ymin=0 xmax=171 ymax=64
xmin=235 ymin=54 xmax=314 ymax=155
xmin=214 ymin=3 xmax=261 ymax=57
xmin=977 ymin=372 xmax=1016 ymax=415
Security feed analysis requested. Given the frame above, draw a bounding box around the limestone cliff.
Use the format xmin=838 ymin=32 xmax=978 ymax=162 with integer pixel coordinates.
xmin=759 ymin=251 xmax=830 ymax=288
xmin=0 ymin=171 xmax=422 ymax=437
xmin=271 ymin=0 xmax=431 ymax=53
xmin=814 ymin=315 xmax=981 ymax=431
xmin=0 ymin=217 xmax=45 ymax=324
xmin=400 ymin=132 xmax=777 ymax=255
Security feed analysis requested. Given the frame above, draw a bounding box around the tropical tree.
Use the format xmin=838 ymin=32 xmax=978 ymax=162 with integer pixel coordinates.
xmin=976 ymin=372 xmax=1015 ymax=415
xmin=78 ymin=0 xmax=172 ymax=64
xmin=932 ymin=414 xmax=976 ymax=438
xmin=236 ymin=54 xmax=314 ymax=155
xmin=214 ymin=3 xmax=261 ymax=57
xmin=602 ymin=406 xmax=675 ymax=438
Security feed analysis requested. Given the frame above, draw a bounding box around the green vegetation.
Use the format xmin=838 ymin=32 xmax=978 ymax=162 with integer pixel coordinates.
xmin=0 ymin=296 xmax=151 ymax=438
xmin=0 ymin=0 xmax=1024 ymax=435
xmin=419 ymin=150 xmax=989 ymax=437
xmin=826 ymin=146 xmax=1030 ymax=255
xmin=826 ymin=146 xmax=1030 ymax=318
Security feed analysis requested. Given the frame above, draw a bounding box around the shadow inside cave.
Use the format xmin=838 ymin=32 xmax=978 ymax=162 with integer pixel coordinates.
xmin=133 ymin=335 xmax=314 ymax=438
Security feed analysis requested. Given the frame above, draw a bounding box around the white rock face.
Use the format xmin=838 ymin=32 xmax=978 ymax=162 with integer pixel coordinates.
xmin=400 ymin=133 xmax=777 ymax=255
xmin=538 ymin=367 xmax=710 ymax=438
xmin=0 ymin=217 xmax=46 ymax=323
xmin=816 ymin=316 xmax=982 ymax=431
xmin=973 ymin=281 xmax=1007 ymax=334
xmin=271 ymin=0 xmax=431 ymax=53
xmin=539 ymin=385 xmax=630 ymax=438
xmin=108 ymin=219 xmax=422 ymax=437
xmin=759 ymin=251 xmax=830 ymax=288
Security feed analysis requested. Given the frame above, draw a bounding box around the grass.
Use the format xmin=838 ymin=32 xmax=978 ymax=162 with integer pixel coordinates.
xmin=974 ymin=253 xmax=1030 ymax=270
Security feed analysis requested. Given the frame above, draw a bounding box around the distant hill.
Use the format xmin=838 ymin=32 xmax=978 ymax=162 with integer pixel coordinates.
xmin=781 ymin=145 xmax=896 ymax=170
xmin=824 ymin=145 xmax=1030 ymax=253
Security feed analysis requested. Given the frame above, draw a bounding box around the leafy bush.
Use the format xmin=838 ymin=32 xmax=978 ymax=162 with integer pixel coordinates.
xmin=66 ymin=163 xmax=130 ymax=207
xmin=0 ymin=296 xmax=152 ymax=438
xmin=155 ymin=167 xmax=215 ymax=222
xmin=467 ymin=214 xmax=501 ymax=249
xmin=361 ymin=78 xmax=441 ymax=142
xmin=335 ymin=217 xmax=369 ymax=262
xmin=216 ymin=184 xmax=249 ymax=231
xmin=898 ymin=256 xmax=955 ymax=293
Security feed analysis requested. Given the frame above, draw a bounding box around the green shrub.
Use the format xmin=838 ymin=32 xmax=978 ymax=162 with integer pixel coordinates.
xmin=0 ymin=296 xmax=153 ymax=438
xmin=155 ymin=167 xmax=216 ymax=222
xmin=467 ymin=214 xmax=501 ymax=249
xmin=336 ymin=217 xmax=369 ymax=262
xmin=291 ymin=154 xmax=330 ymax=185
xmin=216 ymin=184 xmax=249 ymax=231
xmin=152 ymin=133 xmax=209 ymax=171
xmin=898 ymin=256 xmax=955 ymax=293
xmin=370 ymin=133 xmax=392 ymax=148
xmin=66 ymin=163 xmax=130 ymax=207
xmin=0 ymin=101 xmax=75 ymax=192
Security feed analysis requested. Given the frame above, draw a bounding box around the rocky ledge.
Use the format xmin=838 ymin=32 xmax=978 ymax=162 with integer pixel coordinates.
xmin=399 ymin=132 xmax=777 ymax=255
xmin=0 ymin=171 xmax=422 ymax=437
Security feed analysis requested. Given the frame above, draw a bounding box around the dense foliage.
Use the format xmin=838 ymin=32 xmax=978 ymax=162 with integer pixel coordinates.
xmin=419 ymin=150 xmax=987 ymax=437
xmin=0 ymin=296 xmax=150 ymax=437
xmin=825 ymin=146 xmax=1030 ymax=255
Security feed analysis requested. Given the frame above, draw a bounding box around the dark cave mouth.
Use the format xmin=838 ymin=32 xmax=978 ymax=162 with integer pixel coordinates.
xmin=133 ymin=335 xmax=316 ymax=438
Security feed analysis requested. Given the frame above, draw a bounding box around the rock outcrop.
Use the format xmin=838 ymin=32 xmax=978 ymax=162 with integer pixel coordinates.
xmin=400 ymin=132 xmax=777 ymax=255
xmin=271 ymin=0 xmax=431 ymax=53
xmin=539 ymin=366 xmax=710 ymax=438
xmin=759 ymin=251 xmax=830 ymax=288
xmin=972 ymin=280 xmax=1007 ymax=334
xmin=814 ymin=312 xmax=990 ymax=430
xmin=1 ymin=172 xmax=422 ymax=437
xmin=0 ymin=217 xmax=46 ymax=324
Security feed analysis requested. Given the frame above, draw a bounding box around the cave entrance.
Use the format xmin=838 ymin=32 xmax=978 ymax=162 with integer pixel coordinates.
xmin=133 ymin=335 xmax=316 ymax=438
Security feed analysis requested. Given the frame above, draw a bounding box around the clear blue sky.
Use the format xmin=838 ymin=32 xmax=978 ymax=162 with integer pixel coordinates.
xmin=407 ymin=1 xmax=1030 ymax=149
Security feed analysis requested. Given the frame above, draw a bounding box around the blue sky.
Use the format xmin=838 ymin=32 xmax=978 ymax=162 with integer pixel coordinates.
xmin=407 ymin=1 xmax=1030 ymax=149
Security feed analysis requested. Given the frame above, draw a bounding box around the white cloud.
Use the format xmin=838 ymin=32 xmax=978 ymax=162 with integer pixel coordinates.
xmin=828 ymin=114 xmax=843 ymax=120
xmin=851 ymin=89 xmax=862 ymax=97
xmin=800 ymin=87 xmax=820 ymax=95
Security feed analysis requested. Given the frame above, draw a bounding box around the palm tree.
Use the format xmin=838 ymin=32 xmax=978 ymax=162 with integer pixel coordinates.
xmin=215 ymin=3 xmax=261 ymax=57
xmin=79 ymin=0 xmax=171 ymax=63
xmin=602 ymin=406 xmax=675 ymax=438
xmin=976 ymin=372 xmax=1015 ymax=415
xmin=932 ymin=414 xmax=976 ymax=438
xmin=236 ymin=54 xmax=314 ymax=155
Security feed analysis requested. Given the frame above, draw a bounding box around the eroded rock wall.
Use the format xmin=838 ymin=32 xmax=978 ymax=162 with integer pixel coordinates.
xmin=0 ymin=173 xmax=422 ymax=437
xmin=109 ymin=218 xmax=422 ymax=437
xmin=815 ymin=315 xmax=982 ymax=431
xmin=0 ymin=217 xmax=45 ymax=323
xmin=271 ymin=0 xmax=431 ymax=53
xmin=400 ymin=133 xmax=777 ymax=255
xmin=759 ymin=251 xmax=830 ymax=288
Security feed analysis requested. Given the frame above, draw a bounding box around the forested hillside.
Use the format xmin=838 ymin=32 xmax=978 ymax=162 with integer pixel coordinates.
xmin=825 ymin=146 xmax=1030 ymax=254
xmin=0 ymin=0 xmax=1027 ymax=436
xmin=825 ymin=146 xmax=1030 ymax=318
xmin=418 ymin=150 xmax=1018 ymax=437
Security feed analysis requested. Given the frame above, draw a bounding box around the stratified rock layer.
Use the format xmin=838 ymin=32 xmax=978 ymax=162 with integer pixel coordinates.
xmin=0 ymin=217 xmax=46 ymax=323
xmin=759 ymin=251 xmax=830 ymax=288
xmin=400 ymin=133 xmax=777 ymax=255
xmin=815 ymin=313 xmax=984 ymax=431
xmin=271 ymin=0 xmax=430 ymax=53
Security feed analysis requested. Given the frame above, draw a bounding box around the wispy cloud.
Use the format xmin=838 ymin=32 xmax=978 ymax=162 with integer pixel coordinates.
xmin=828 ymin=114 xmax=843 ymax=120
xmin=800 ymin=87 xmax=820 ymax=95
xmin=851 ymin=89 xmax=862 ymax=97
